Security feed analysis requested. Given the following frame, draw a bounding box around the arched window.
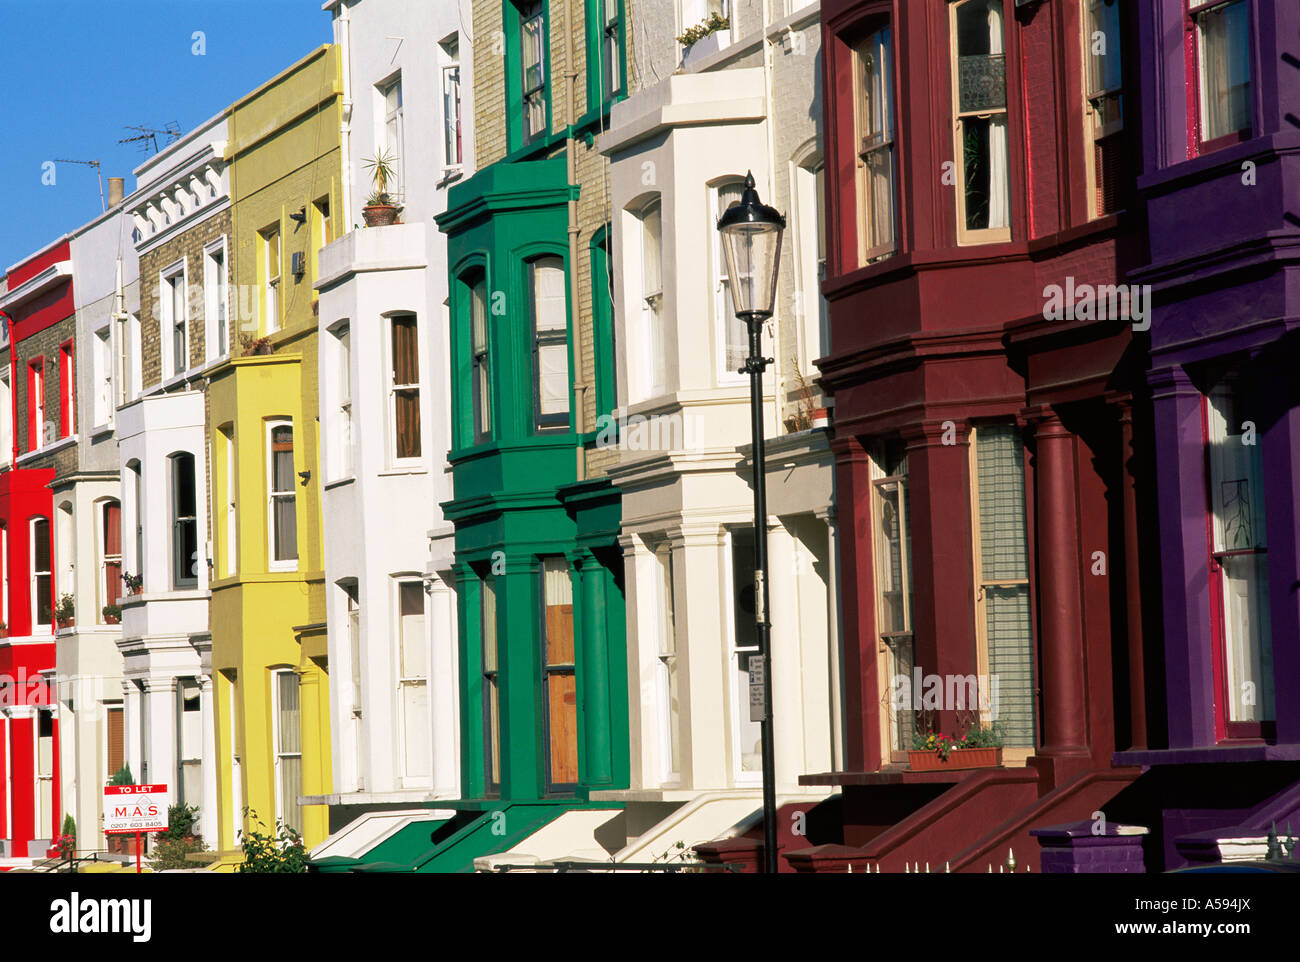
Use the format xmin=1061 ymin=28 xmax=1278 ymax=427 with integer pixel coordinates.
xmin=528 ymin=257 xmax=569 ymax=430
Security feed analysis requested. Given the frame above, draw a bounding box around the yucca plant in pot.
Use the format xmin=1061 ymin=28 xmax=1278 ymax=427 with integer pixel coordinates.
xmin=361 ymin=147 xmax=401 ymax=226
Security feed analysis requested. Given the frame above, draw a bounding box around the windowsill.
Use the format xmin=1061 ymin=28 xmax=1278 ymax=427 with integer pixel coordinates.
xmin=323 ymin=475 xmax=356 ymax=490
xmin=437 ymin=166 xmax=464 ymax=189
xmin=89 ymin=422 xmax=115 ymax=440
xmin=378 ymin=465 xmax=427 ymax=477
xmin=16 ymin=435 xmax=77 ymax=464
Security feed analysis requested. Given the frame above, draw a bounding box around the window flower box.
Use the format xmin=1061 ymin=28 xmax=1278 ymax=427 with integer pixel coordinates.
xmin=907 ymin=746 xmax=1002 ymax=772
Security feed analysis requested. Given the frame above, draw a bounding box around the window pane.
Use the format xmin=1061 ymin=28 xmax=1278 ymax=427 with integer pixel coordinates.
xmin=33 ymin=518 xmax=50 ymax=572
xmin=641 ymin=204 xmax=662 ymax=296
xmin=976 ymin=426 xmax=1028 ymax=581
xmin=402 ymin=681 xmax=431 ymax=776
xmin=542 ymin=558 xmax=574 ymax=665
xmin=272 ymin=426 xmax=294 ymax=491
xmin=399 ymin=581 xmax=427 ymax=677
xmin=984 ymin=585 xmax=1034 ymax=744
xmin=1221 ymin=553 xmax=1274 ymax=722
xmin=532 ymin=261 xmax=566 ymax=332
xmin=277 ymin=671 xmax=301 ymax=753
xmin=1198 ymin=0 xmax=1251 ymax=141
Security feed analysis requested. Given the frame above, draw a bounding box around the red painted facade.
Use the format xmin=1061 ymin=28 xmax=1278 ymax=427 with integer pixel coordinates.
xmin=791 ymin=0 xmax=1156 ymax=871
xmin=0 ymin=239 xmax=67 ymax=859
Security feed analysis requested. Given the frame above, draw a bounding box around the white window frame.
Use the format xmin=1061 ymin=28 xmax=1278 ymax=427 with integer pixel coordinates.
xmin=99 ymin=498 xmax=122 ymax=617
xmin=31 ymin=516 xmax=51 ymax=629
xmin=329 ymin=321 xmax=353 ymax=479
xmin=0 ymin=371 xmax=12 ymax=466
xmin=30 ymin=359 xmax=44 ymax=451
xmin=59 ymin=341 xmax=75 ymax=438
xmin=441 ymin=44 xmax=463 ymax=170
xmin=93 ymin=324 xmax=113 ymax=428
xmin=160 ymin=260 xmax=189 ymax=381
xmin=723 ymin=527 xmax=762 ymax=786
xmin=870 ymin=442 xmax=913 ymax=762
xmin=387 ymin=313 xmax=422 ymax=464
xmin=176 ymin=678 xmax=203 ymax=809
xmin=792 ymin=150 xmax=829 ymax=369
xmin=169 ymin=451 xmax=199 ymax=590
xmin=221 ymin=426 xmax=237 ymax=578
xmin=271 ymin=668 xmax=302 ymax=835
xmin=266 ymin=420 xmax=297 ymax=572
xmin=0 ymin=524 xmax=7 ymax=629
xmin=635 ymin=198 xmax=666 ymax=400
xmin=204 ymin=237 xmax=230 ymax=362
xmin=378 ymin=74 xmax=405 ymax=199
xmin=395 ymin=577 xmax=432 ymax=785
xmin=655 ymin=541 xmax=680 ymax=785
xmin=262 ymin=225 xmax=281 ymax=334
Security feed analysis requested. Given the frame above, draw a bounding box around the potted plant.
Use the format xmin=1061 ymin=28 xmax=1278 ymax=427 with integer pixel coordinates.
xmin=122 ymin=572 xmax=143 ymax=596
xmin=102 ymin=603 xmax=121 ymax=625
xmin=55 ymin=593 xmax=75 ymax=629
xmin=48 ymin=814 xmax=76 ymax=864
xmin=239 ymin=333 xmax=274 ymax=357
xmin=908 ymin=722 xmax=1004 ymax=772
xmin=361 ymin=147 xmax=401 ymax=227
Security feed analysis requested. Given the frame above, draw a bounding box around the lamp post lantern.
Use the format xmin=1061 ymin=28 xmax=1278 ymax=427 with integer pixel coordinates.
xmin=717 ymin=171 xmax=785 ymax=874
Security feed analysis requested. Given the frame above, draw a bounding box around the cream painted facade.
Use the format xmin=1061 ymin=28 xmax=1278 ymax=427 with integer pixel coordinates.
xmin=598 ymin=1 xmax=840 ymax=800
xmin=310 ymin=0 xmax=471 ymax=817
xmin=115 ymin=113 xmax=231 ymax=847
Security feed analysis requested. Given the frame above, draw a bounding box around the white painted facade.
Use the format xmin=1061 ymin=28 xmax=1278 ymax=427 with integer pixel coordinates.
xmin=311 ymin=0 xmax=472 ymax=811
xmin=113 ymin=113 xmax=231 ymax=847
xmin=598 ymin=2 xmax=839 ymax=801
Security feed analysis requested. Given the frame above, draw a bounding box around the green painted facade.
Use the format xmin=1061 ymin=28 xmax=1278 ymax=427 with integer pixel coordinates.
xmin=426 ymin=151 xmax=628 ymax=867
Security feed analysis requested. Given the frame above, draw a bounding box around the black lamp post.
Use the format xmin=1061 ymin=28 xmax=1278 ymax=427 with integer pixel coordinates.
xmin=717 ymin=171 xmax=785 ymax=875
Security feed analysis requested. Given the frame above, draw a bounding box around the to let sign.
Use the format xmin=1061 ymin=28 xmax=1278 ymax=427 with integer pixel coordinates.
xmin=104 ymin=785 xmax=169 ymax=834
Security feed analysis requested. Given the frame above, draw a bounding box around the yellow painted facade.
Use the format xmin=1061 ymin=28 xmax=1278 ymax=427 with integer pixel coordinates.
xmin=206 ymin=44 xmax=341 ymax=859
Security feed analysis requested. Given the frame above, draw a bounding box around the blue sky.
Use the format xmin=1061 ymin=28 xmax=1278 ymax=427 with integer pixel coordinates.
xmin=0 ymin=0 xmax=332 ymax=275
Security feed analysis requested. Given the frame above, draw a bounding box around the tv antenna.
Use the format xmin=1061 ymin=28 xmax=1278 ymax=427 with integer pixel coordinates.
xmin=52 ymin=158 xmax=105 ymax=212
xmin=119 ymin=123 xmax=182 ymax=156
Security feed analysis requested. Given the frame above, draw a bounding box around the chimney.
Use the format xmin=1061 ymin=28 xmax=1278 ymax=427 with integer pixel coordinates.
xmin=108 ymin=177 xmax=124 ymax=208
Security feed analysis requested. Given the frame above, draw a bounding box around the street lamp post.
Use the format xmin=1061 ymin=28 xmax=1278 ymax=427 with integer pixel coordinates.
xmin=717 ymin=171 xmax=785 ymax=875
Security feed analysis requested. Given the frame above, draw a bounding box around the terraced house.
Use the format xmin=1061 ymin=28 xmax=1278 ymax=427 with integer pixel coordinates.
xmin=114 ymin=110 xmax=238 ymax=853
xmin=205 ymin=44 xmax=342 ymax=856
xmin=422 ymin=0 xmax=638 ymax=871
xmin=308 ymin=0 xmax=473 ymax=840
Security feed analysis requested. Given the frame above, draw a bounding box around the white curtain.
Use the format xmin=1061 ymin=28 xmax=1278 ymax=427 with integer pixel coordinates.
xmin=987 ymin=4 xmax=1009 ymax=230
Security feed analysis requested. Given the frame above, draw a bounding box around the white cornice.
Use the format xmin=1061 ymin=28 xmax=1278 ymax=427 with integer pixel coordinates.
xmin=0 ymin=262 xmax=73 ymax=311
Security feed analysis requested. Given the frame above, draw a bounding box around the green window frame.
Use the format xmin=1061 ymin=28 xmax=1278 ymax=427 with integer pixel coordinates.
xmin=588 ymin=0 xmax=626 ymax=109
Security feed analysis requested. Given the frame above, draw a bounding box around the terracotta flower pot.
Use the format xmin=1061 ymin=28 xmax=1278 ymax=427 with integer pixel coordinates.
xmin=907 ymin=747 xmax=1002 ymax=772
xmin=362 ymin=204 xmax=399 ymax=227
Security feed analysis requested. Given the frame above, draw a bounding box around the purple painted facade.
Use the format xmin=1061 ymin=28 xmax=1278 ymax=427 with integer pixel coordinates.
xmin=1111 ymin=0 xmax=1300 ymax=868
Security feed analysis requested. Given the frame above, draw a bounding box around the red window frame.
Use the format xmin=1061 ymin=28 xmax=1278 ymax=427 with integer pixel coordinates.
xmin=1184 ymin=0 xmax=1252 ymax=158
xmin=1199 ymin=392 xmax=1274 ymax=744
xmin=27 ymin=358 xmax=43 ymax=452
xmin=59 ymin=340 xmax=74 ymax=438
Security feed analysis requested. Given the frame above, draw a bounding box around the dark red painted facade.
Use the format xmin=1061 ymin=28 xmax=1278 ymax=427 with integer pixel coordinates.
xmin=792 ymin=0 xmax=1155 ymax=871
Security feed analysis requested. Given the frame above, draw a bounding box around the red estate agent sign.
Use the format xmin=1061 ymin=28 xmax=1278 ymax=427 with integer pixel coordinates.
xmin=104 ymin=785 xmax=169 ymax=873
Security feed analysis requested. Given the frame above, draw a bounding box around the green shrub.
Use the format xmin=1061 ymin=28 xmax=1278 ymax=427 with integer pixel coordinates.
xmin=108 ymin=764 xmax=134 ymax=786
xmin=237 ymin=810 xmax=308 ymax=874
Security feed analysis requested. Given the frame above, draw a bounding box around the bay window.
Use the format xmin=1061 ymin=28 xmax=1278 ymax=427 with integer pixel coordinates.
xmin=169 ymin=452 xmax=198 ymax=589
xmin=267 ymin=421 xmax=297 ymax=569
xmin=101 ymin=499 xmax=122 ymax=614
xmin=529 ymin=258 xmax=569 ymax=430
xmin=397 ymin=580 xmax=431 ymax=781
xmin=467 ymin=276 xmax=492 ymax=443
xmin=541 ymin=557 xmax=578 ymax=792
xmin=855 ymin=24 xmax=896 ymax=263
xmin=638 ymin=199 xmax=666 ymax=398
xmin=1190 ymin=0 xmax=1251 ymax=150
xmin=272 ymin=669 xmax=302 ymax=835
xmin=481 ymin=572 xmax=500 ymax=794
xmin=32 ymin=516 xmax=51 ymax=628
xmin=970 ymin=424 xmax=1034 ymax=747
xmin=950 ymin=0 xmax=1011 ymax=243
xmin=1206 ymin=378 xmax=1273 ymax=732
xmin=1083 ymin=0 xmax=1126 ymax=216
xmin=656 ymin=543 xmax=680 ymax=783
xmin=713 ymin=180 xmax=748 ymax=377
xmin=389 ymin=314 xmax=422 ymax=460
xmin=872 ymin=441 xmax=912 ymax=758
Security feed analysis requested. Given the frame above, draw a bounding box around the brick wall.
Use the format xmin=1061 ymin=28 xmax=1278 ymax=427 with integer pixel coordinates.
xmin=14 ymin=314 xmax=80 ymax=478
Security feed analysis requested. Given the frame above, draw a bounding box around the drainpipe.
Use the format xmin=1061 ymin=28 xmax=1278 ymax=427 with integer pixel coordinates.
xmin=564 ymin=0 xmax=588 ymax=480
xmin=335 ymin=1 xmax=355 ymax=228
xmin=0 ymin=308 xmax=17 ymax=465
